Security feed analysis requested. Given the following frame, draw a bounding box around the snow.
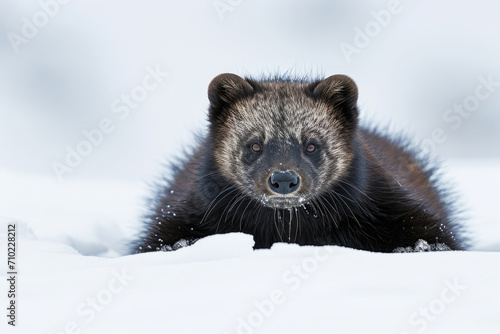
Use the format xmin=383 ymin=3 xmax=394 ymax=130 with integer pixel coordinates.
xmin=1 ymin=230 xmax=500 ymax=334
xmin=1 ymin=161 xmax=500 ymax=334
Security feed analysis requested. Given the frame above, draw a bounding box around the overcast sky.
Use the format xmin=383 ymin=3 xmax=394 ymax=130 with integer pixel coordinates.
xmin=1 ymin=0 xmax=499 ymax=182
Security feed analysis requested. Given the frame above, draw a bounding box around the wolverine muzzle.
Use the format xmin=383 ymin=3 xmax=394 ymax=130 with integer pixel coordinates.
xmin=268 ymin=170 xmax=300 ymax=195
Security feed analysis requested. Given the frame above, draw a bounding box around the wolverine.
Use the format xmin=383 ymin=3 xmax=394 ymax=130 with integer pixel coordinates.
xmin=133 ymin=73 xmax=467 ymax=253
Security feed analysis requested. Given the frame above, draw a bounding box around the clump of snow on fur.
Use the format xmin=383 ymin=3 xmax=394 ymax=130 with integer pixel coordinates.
xmin=393 ymin=239 xmax=452 ymax=253
xmin=161 ymin=238 xmax=198 ymax=251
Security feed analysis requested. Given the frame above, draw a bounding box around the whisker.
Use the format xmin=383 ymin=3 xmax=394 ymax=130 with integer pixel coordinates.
xmin=239 ymin=198 xmax=254 ymax=231
xmin=199 ymin=185 xmax=234 ymax=224
xmin=216 ymin=189 xmax=241 ymax=233
xmin=310 ymin=198 xmax=326 ymax=227
xmin=330 ymin=190 xmax=362 ymax=228
xmin=190 ymin=171 xmax=221 ymax=183
xmin=335 ymin=183 xmax=374 ymax=218
xmin=294 ymin=207 xmax=299 ymax=242
xmin=319 ymin=194 xmax=339 ymax=228
xmin=273 ymin=208 xmax=283 ymax=242
xmin=337 ymin=179 xmax=374 ymax=202
xmin=255 ymin=196 xmax=265 ymax=229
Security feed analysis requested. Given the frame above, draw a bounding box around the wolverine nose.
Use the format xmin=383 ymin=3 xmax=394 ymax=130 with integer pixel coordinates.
xmin=268 ymin=170 xmax=300 ymax=195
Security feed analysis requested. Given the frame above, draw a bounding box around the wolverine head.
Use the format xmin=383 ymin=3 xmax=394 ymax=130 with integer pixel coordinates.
xmin=207 ymin=73 xmax=359 ymax=209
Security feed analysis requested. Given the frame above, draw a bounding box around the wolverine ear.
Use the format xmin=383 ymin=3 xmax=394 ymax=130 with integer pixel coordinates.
xmin=311 ymin=74 xmax=359 ymax=115
xmin=208 ymin=73 xmax=254 ymax=122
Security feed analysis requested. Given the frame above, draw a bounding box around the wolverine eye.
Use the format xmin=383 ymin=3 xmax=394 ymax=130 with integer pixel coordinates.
xmin=306 ymin=144 xmax=316 ymax=153
xmin=251 ymin=143 xmax=262 ymax=152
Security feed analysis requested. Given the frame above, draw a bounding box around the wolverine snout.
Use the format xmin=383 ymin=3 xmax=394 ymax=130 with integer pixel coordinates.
xmin=267 ymin=170 xmax=300 ymax=195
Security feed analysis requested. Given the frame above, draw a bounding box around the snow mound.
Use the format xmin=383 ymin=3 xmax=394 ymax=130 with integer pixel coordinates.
xmin=2 ymin=233 xmax=500 ymax=334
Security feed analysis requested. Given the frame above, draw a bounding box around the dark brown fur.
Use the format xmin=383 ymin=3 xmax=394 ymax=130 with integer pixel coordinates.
xmin=133 ymin=73 xmax=467 ymax=253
